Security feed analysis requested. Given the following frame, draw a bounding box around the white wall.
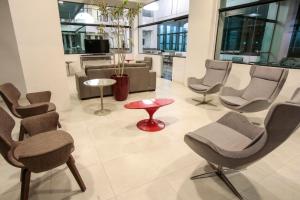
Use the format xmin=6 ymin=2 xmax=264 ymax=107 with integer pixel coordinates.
xmin=0 ymin=0 xmax=27 ymax=94
xmin=185 ymin=0 xmax=219 ymax=84
xmin=8 ymin=0 xmax=70 ymax=110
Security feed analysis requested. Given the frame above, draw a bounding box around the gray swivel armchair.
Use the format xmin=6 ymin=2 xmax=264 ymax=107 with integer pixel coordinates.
xmin=219 ymin=65 xmax=289 ymax=113
xmin=188 ymin=59 xmax=232 ymax=106
xmin=184 ymin=88 xmax=300 ymax=199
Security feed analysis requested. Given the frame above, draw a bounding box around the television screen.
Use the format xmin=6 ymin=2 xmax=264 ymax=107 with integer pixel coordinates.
xmin=84 ymin=39 xmax=110 ymax=54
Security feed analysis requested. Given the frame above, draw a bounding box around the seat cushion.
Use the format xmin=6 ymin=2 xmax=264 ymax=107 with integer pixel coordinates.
xmin=242 ymin=78 xmax=278 ymax=101
xmin=190 ymin=122 xmax=253 ymax=151
xmin=189 ymin=83 xmax=210 ymax=91
xmin=220 ymin=96 xmax=248 ymax=106
xmin=14 ymin=130 xmax=74 ymax=172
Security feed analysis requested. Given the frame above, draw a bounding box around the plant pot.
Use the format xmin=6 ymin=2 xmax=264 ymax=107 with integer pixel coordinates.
xmin=111 ymin=74 xmax=129 ymax=101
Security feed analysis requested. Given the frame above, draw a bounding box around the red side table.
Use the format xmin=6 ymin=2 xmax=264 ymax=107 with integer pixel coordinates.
xmin=124 ymin=98 xmax=174 ymax=132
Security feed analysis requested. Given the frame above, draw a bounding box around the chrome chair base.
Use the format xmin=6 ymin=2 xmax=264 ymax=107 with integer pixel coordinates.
xmin=191 ymin=163 xmax=244 ymax=200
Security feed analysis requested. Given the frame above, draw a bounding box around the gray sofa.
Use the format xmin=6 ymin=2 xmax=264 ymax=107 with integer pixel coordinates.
xmin=75 ymin=63 xmax=156 ymax=99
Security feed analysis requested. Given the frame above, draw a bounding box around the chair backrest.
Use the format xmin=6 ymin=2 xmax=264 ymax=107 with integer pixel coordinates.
xmin=0 ymin=83 xmax=21 ymax=116
xmin=261 ymin=101 xmax=300 ymax=156
xmin=241 ymin=65 xmax=289 ymax=101
xmin=0 ymin=106 xmax=15 ymax=164
xmin=202 ymin=59 xmax=232 ymax=87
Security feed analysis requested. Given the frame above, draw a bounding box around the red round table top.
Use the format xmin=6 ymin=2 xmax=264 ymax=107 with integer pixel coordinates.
xmin=124 ymin=98 xmax=174 ymax=109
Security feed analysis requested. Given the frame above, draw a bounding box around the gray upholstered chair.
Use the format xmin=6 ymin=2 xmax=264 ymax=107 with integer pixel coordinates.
xmin=184 ymin=89 xmax=300 ymax=199
xmin=136 ymin=57 xmax=153 ymax=70
xmin=219 ymin=65 xmax=289 ymax=113
xmin=188 ymin=59 xmax=232 ymax=106
xmin=0 ymin=107 xmax=86 ymax=200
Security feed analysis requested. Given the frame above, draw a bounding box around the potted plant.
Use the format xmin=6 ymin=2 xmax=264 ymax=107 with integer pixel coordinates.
xmin=93 ymin=0 xmax=142 ymax=101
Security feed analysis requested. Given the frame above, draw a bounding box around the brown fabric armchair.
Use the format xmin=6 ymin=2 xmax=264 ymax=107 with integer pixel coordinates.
xmin=219 ymin=65 xmax=289 ymax=113
xmin=0 ymin=107 xmax=86 ymax=200
xmin=184 ymin=89 xmax=300 ymax=199
xmin=0 ymin=83 xmax=56 ymax=118
xmin=188 ymin=59 xmax=232 ymax=106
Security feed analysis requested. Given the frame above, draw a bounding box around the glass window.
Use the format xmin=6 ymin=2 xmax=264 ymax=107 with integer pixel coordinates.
xmin=139 ymin=18 xmax=188 ymax=54
xmin=58 ymin=1 xmax=131 ymax=54
xmin=216 ymin=0 xmax=300 ymax=69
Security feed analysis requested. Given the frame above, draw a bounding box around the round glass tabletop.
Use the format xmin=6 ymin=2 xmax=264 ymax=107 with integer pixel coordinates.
xmin=84 ymin=79 xmax=116 ymax=87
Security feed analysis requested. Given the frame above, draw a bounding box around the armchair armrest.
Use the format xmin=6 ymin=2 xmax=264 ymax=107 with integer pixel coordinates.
xmin=220 ymin=86 xmax=244 ymax=97
xmin=237 ymin=98 xmax=271 ymax=113
xmin=26 ymin=91 xmax=51 ymax=104
xmin=206 ymin=83 xmax=223 ymax=94
xmin=15 ymin=103 xmax=49 ymax=118
xmin=20 ymin=111 xmax=59 ymax=136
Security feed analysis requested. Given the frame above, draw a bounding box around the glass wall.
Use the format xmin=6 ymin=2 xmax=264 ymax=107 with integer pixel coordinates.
xmin=139 ymin=18 xmax=188 ymax=54
xmin=215 ymin=0 xmax=300 ymax=69
xmin=58 ymin=1 xmax=131 ymax=54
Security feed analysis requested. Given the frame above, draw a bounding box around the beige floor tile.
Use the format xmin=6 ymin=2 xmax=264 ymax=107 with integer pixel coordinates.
xmin=51 ymin=164 xmax=115 ymax=200
xmin=116 ymin=178 xmax=181 ymax=200
xmin=165 ymin=163 xmax=237 ymax=200
xmin=103 ymin=152 xmax=162 ymax=195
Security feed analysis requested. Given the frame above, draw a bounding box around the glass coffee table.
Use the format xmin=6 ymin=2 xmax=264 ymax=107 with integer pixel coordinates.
xmin=124 ymin=98 xmax=175 ymax=132
xmin=84 ymin=79 xmax=116 ymax=116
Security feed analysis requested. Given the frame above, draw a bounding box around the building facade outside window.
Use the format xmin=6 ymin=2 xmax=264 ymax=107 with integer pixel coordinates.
xmin=138 ymin=0 xmax=189 ymax=55
xmin=215 ymin=0 xmax=300 ymax=69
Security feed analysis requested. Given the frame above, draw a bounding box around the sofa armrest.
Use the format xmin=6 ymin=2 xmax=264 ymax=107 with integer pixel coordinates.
xmin=75 ymin=71 xmax=90 ymax=99
xmin=149 ymin=71 xmax=156 ymax=91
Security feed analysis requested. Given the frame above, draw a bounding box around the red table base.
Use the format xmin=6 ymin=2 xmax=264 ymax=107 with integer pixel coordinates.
xmin=137 ymin=119 xmax=165 ymax=132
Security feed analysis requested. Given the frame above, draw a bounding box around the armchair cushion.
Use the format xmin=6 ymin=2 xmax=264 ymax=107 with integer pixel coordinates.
xmin=189 ymin=122 xmax=252 ymax=152
xmin=241 ymin=78 xmax=278 ymax=100
xmin=219 ymin=96 xmax=248 ymax=106
xmin=14 ymin=130 xmax=74 ymax=172
xmin=202 ymin=69 xmax=226 ymax=87
xmin=189 ymin=83 xmax=210 ymax=91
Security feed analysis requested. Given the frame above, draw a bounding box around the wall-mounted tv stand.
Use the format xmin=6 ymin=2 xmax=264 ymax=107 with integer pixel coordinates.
xmin=80 ymin=53 xmax=115 ymax=69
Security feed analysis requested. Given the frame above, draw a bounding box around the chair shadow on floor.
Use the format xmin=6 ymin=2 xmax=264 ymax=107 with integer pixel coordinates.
xmin=185 ymin=97 xmax=224 ymax=112
xmin=1 ymin=164 xmax=93 ymax=200
xmin=155 ymin=154 xmax=279 ymax=200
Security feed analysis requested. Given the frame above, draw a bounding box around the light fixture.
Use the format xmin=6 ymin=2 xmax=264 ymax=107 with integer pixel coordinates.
xmin=247 ymin=13 xmax=261 ymax=17
xmin=143 ymin=1 xmax=159 ymax=11
xmin=58 ymin=0 xmax=64 ymax=4
xmin=74 ymin=12 xmax=95 ymax=24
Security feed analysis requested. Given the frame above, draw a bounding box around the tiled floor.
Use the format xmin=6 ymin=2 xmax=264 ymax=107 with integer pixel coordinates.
xmin=1 ymin=78 xmax=300 ymax=200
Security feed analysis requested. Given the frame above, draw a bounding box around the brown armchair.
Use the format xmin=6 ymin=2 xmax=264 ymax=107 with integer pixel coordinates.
xmin=0 ymin=83 xmax=61 ymax=139
xmin=0 ymin=83 xmax=56 ymax=118
xmin=0 ymin=107 xmax=86 ymax=200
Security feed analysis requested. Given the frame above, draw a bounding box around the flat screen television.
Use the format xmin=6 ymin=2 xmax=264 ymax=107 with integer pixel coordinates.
xmin=84 ymin=39 xmax=110 ymax=54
